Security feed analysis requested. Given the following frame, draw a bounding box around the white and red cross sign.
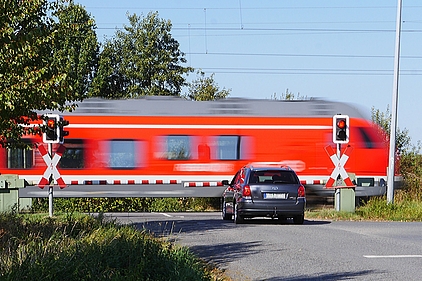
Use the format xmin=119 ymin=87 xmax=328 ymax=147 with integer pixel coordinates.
xmin=38 ymin=144 xmax=66 ymax=188
xmin=325 ymin=145 xmax=354 ymax=188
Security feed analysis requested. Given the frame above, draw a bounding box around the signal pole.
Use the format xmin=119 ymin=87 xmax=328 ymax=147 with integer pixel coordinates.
xmin=387 ymin=0 xmax=402 ymax=204
xmin=48 ymin=143 xmax=54 ymax=217
xmin=41 ymin=114 xmax=69 ymax=217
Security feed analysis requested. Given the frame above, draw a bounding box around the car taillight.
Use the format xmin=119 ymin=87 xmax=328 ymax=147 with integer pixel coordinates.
xmin=297 ymin=185 xmax=305 ymax=198
xmin=243 ymin=185 xmax=252 ymax=197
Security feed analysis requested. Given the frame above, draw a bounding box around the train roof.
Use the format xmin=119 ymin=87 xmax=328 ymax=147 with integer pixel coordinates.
xmin=42 ymin=96 xmax=369 ymax=119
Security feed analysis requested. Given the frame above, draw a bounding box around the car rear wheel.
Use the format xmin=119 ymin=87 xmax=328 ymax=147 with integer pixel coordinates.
xmin=222 ymin=199 xmax=232 ymax=220
xmin=234 ymin=201 xmax=244 ymax=224
xmin=293 ymin=213 xmax=304 ymax=225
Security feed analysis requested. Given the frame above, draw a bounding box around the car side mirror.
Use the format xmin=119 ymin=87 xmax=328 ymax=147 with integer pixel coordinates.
xmin=222 ymin=180 xmax=230 ymax=185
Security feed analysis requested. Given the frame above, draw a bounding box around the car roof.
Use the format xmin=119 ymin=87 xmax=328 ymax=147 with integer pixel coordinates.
xmin=244 ymin=163 xmax=295 ymax=172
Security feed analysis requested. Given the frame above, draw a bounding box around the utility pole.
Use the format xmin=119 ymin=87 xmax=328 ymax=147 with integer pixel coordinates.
xmin=387 ymin=0 xmax=402 ymax=204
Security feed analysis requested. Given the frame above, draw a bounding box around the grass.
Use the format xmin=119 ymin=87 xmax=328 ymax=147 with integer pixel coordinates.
xmin=2 ymin=195 xmax=421 ymax=281
xmin=306 ymin=195 xmax=422 ymax=222
xmin=0 ymin=212 xmax=227 ymax=281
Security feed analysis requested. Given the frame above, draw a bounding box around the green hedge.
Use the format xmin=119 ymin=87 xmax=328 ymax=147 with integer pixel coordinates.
xmin=31 ymin=197 xmax=221 ymax=213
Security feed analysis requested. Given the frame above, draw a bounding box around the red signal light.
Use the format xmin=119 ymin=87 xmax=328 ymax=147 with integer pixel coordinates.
xmin=333 ymin=115 xmax=349 ymax=144
xmin=43 ymin=114 xmax=60 ymax=143
xmin=47 ymin=119 xmax=55 ymax=128
xmin=337 ymin=119 xmax=346 ymax=129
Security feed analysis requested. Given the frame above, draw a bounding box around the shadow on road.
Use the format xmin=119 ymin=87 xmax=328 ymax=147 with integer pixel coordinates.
xmin=190 ymin=241 xmax=263 ymax=265
xmin=123 ymin=214 xmax=373 ymax=281
xmin=130 ymin=216 xmax=331 ymax=238
xmin=255 ymin=269 xmax=386 ymax=281
xmin=131 ymin=219 xmax=234 ymax=237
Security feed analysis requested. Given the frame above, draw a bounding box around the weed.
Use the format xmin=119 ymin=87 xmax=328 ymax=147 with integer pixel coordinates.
xmin=0 ymin=212 xmax=219 ymax=281
xmin=306 ymin=196 xmax=422 ymax=222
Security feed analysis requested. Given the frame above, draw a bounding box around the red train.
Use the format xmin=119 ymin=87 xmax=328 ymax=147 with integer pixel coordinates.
xmin=1 ymin=97 xmax=399 ymax=197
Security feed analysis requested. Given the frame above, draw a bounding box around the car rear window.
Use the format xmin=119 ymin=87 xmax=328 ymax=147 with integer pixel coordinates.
xmin=249 ymin=170 xmax=298 ymax=184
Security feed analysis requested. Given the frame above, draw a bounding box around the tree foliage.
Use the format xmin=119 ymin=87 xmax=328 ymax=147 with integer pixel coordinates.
xmin=0 ymin=0 xmax=98 ymax=148
xmin=185 ymin=70 xmax=231 ymax=101
xmin=371 ymin=105 xmax=411 ymax=155
xmin=53 ymin=0 xmax=98 ymax=99
xmin=399 ymin=146 xmax=422 ymax=200
xmin=91 ymin=12 xmax=193 ymax=98
xmin=1 ymin=0 xmax=59 ymax=147
xmin=372 ymin=105 xmax=422 ymax=200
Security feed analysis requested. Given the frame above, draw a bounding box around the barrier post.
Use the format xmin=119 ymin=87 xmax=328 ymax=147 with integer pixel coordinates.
xmin=334 ymin=187 xmax=355 ymax=212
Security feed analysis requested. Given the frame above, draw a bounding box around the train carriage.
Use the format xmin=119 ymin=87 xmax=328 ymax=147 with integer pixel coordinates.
xmin=0 ymin=97 xmax=398 ymax=198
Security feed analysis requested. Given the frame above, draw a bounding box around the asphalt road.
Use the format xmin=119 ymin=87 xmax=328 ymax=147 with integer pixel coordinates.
xmin=108 ymin=212 xmax=422 ymax=281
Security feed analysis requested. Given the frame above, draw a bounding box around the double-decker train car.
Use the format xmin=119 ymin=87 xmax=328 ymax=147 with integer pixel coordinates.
xmin=1 ymin=97 xmax=399 ymax=198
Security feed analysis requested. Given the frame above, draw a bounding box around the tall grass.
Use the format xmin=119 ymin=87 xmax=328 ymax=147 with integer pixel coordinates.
xmin=306 ymin=194 xmax=422 ymax=222
xmin=0 ymin=212 xmax=217 ymax=281
xmin=356 ymin=194 xmax=422 ymax=221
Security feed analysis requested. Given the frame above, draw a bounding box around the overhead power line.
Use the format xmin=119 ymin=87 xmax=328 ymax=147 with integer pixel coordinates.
xmin=198 ymin=67 xmax=422 ymax=76
xmin=85 ymin=5 xmax=422 ymax=11
xmin=187 ymin=52 xmax=422 ymax=60
xmin=96 ymin=26 xmax=422 ymax=33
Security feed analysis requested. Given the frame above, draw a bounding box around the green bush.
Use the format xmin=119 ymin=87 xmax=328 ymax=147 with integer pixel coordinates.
xmin=31 ymin=197 xmax=221 ymax=213
xmin=400 ymin=150 xmax=422 ymax=201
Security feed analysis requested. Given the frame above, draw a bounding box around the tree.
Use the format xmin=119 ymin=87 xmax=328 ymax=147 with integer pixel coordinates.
xmin=53 ymin=0 xmax=99 ymax=99
xmin=185 ymin=70 xmax=231 ymax=101
xmin=372 ymin=106 xmax=422 ymax=200
xmin=371 ymin=105 xmax=411 ymax=155
xmin=91 ymin=12 xmax=193 ymax=98
xmin=0 ymin=0 xmax=98 ymax=148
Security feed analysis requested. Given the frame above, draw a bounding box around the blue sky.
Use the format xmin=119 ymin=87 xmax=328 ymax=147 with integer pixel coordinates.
xmin=76 ymin=0 xmax=422 ymax=145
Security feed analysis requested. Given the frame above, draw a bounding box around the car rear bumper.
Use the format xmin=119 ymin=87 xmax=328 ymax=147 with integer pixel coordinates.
xmin=237 ymin=199 xmax=305 ymax=218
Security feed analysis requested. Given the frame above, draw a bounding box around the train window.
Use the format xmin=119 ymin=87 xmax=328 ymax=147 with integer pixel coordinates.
xmin=154 ymin=135 xmax=194 ymax=160
xmin=357 ymin=127 xmax=381 ymax=149
xmin=60 ymin=140 xmax=84 ymax=169
xmin=7 ymin=143 xmax=33 ymax=169
xmin=109 ymin=140 xmax=137 ymax=168
xmin=166 ymin=135 xmax=191 ymax=160
xmin=210 ymin=135 xmax=241 ymax=160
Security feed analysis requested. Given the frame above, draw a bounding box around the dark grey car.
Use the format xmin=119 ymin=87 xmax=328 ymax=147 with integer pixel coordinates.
xmin=222 ymin=164 xmax=306 ymax=224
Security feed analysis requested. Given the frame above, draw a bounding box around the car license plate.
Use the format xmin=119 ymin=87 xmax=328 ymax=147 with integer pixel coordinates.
xmin=264 ymin=193 xmax=287 ymax=199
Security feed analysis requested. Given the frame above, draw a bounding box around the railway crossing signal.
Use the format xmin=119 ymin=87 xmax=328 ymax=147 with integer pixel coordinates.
xmin=333 ymin=115 xmax=349 ymax=144
xmin=43 ymin=114 xmax=60 ymax=143
xmin=42 ymin=114 xmax=69 ymax=144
